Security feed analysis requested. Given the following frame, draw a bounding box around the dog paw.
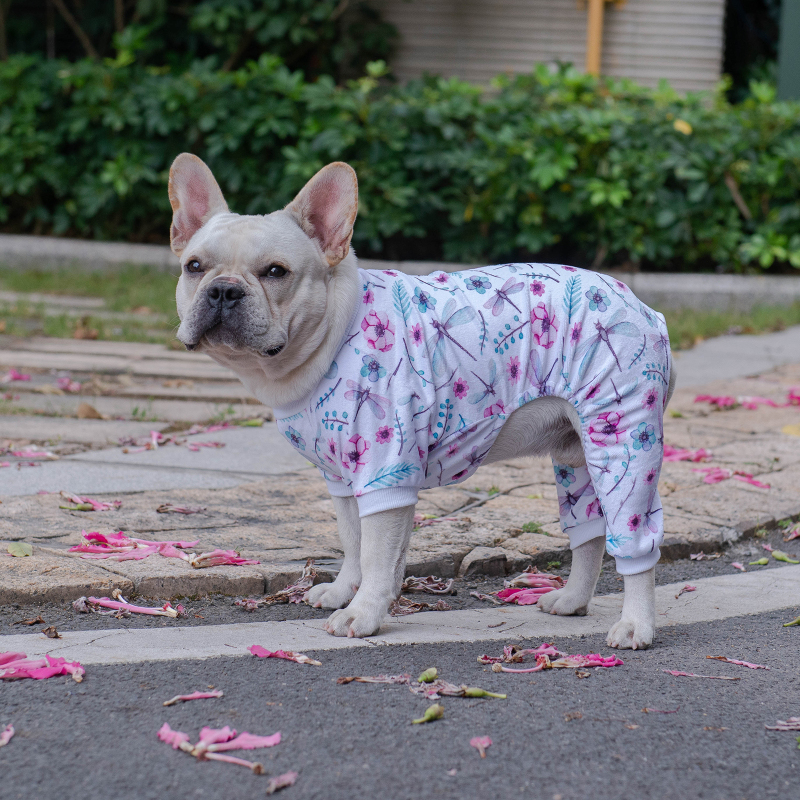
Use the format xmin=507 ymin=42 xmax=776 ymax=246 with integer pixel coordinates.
xmin=606 ymin=617 xmax=654 ymax=650
xmin=538 ymin=588 xmax=590 ymax=616
xmin=306 ymin=579 xmax=358 ymax=610
xmin=324 ymin=599 xmax=386 ymax=638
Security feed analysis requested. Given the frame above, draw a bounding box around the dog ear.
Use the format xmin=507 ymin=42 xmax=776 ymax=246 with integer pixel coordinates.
xmin=285 ymin=162 xmax=358 ymax=267
xmin=168 ymin=153 xmax=229 ymax=257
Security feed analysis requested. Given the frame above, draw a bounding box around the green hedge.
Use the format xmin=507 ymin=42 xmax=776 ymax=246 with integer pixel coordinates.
xmin=1 ymin=55 xmax=799 ymax=271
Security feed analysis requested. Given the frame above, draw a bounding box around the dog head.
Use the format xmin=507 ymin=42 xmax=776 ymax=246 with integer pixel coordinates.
xmin=169 ymin=153 xmax=359 ymax=389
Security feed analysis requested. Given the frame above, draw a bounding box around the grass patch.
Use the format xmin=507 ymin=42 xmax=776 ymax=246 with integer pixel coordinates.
xmin=0 ymin=265 xmax=180 ymax=315
xmin=665 ymin=303 xmax=800 ymax=351
xmin=521 ymin=521 xmax=544 ymax=534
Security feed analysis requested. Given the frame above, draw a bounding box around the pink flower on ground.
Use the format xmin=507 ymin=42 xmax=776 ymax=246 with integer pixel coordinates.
xmin=530 ymin=280 xmax=545 ymax=296
xmin=0 ymin=724 xmax=14 ymax=747
xmin=411 ymin=323 xmax=424 ymax=346
xmin=470 ymin=736 xmax=492 ymax=758
xmin=627 ymin=514 xmax=641 ymax=531
xmin=249 ymin=645 xmax=321 ymax=666
xmin=506 ymin=356 xmax=522 ymax=384
xmin=375 ymin=426 xmax=393 ymax=444
xmin=163 ymin=690 xmax=224 ymax=706
xmin=588 ymin=411 xmax=626 ymax=447
xmin=530 ymin=303 xmax=558 ymax=349
xmin=483 ymin=402 xmax=505 ymax=418
xmin=341 ymin=434 xmax=370 ymax=474
xmin=363 ymin=290 xmax=374 ymax=305
xmin=187 ymin=549 xmax=260 ymax=568
xmin=361 ymin=311 xmax=395 ymax=352
xmin=0 ymin=652 xmax=84 ymax=682
xmin=453 ymin=376 xmax=469 ymax=399
xmin=1 ymin=369 xmax=30 ymax=383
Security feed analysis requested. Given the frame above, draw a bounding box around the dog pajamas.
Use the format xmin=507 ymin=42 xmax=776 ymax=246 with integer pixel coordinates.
xmin=274 ymin=263 xmax=672 ymax=576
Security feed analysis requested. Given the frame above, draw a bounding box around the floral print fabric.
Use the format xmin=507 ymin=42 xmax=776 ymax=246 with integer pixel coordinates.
xmin=275 ymin=264 xmax=671 ymax=575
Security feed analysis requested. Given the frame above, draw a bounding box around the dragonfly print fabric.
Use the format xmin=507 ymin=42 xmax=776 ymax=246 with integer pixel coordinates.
xmin=275 ymin=264 xmax=672 ymax=575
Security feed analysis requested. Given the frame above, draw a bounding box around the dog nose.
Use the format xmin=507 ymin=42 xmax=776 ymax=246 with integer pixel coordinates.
xmin=206 ymin=280 xmax=245 ymax=310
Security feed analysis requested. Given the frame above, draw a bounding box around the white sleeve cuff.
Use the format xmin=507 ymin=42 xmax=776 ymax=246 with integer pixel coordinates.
xmin=325 ymin=479 xmax=354 ymax=498
xmin=355 ymin=487 xmax=419 ymax=518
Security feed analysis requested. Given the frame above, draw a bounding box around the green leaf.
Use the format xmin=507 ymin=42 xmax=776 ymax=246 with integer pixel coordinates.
xmin=7 ymin=542 xmax=33 ymax=557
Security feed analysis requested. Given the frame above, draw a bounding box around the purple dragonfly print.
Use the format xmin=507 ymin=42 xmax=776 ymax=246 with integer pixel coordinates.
xmin=429 ymin=298 xmax=477 ymax=376
xmin=558 ymin=478 xmax=596 ymax=520
xmin=576 ymin=309 xmax=640 ymax=377
xmin=344 ymin=379 xmax=390 ymax=421
xmin=483 ymin=276 xmax=525 ymax=316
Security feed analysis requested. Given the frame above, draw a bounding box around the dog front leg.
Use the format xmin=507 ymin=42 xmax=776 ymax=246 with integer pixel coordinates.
xmin=307 ymin=495 xmax=362 ymax=609
xmin=606 ymin=567 xmax=656 ymax=650
xmin=324 ymin=505 xmax=415 ymax=638
xmin=538 ymin=535 xmax=605 ymax=616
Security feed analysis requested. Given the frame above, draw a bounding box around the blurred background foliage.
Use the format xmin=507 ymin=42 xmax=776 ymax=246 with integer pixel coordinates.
xmin=0 ymin=0 xmax=797 ymax=273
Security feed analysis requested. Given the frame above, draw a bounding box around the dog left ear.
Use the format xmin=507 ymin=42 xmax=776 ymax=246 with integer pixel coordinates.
xmin=168 ymin=153 xmax=229 ymax=257
xmin=285 ymin=162 xmax=358 ymax=267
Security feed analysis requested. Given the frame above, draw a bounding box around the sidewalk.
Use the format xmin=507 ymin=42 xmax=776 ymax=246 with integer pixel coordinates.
xmin=2 ymin=330 xmax=799 ymax=603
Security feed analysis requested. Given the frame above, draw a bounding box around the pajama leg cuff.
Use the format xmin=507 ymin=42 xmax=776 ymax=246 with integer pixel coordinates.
xmin=614 ymin=548 xmax=661 ymax=576
xmin=566 ymin=516 xmax=607 ymax=550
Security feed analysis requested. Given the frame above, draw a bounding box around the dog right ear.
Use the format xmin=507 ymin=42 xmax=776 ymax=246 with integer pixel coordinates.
xmin=168 ymin=153 xmax=229 ymax=257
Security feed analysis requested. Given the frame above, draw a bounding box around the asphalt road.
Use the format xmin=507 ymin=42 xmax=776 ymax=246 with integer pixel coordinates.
xmin=2 ymin=608 xmax=798 ymax=800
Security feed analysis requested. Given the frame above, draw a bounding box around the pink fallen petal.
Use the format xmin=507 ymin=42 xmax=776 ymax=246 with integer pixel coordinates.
xmin=0 ymin=462 xmax=10 ymax=468
xmin=784 ymin=524 xmax=800 ymax=542
xmin=694 ymin=394 xmax=737 ymax=408
xmin=675 ymin=584 xmax=696 ymax=599
xmin=731 ymin=562 xmax=746 ymax=572
xmin=249 ymin=645 xmax=321 ymax=666
xmin=0 ymin=652 xmax=27 ymax=665
xmin=163 ymin=690 xmax=224 ymax=706
xmin=706 ymin=656 xmax=769 ymax=670
xmin=503 ymin=567 xmax=565 ymax=590
xmin=158 ymin=723 xmax=192 ymax=750
xmin=663 ymin=445 xmax=712 ymax=462
xmin=202 ymin=752 xmax=264 ymax=772
xmin=788 ymin=388 xmax=800 ymax=405
xmin=12 ymin=449 xmax=54 ymax=459
xmin=762 ymin=543 xmax=774 ymax=552
xmin=692 ymin=467 xmax=733 ymax=484
xmin=82 ymin=595 xmax=184 ymax=618
xmin=732 ymin=472 xmax=771 ymax=489
xmin=188 ymin=549 xmax=260 ymax=568
xmin=59 ymin=492 xmax=121 ymax=511
xmin=265 ymin=771 xmax=299 ymax=795
xmin=1 ymin=369 xmax=31 ymax=382
xmin=196 ymin=726 xmax=237 ymax=748
xmin=663 ymin=670 xmax=740 ymax=680
xmin=495 ymin=586 xmax=555 ymax=605
xmin=186 ymin=441 xmax=226 ymax=452
xmin=470 ymin=736 xmax=492 ymax=758
xmin=56 ymin=377 xmax=82 ymax=393
xmin=0 ymin=724 xmax=14 ymax=747
xmin=206 ymin=731 xmax=281 ymax=752
xmin=1 ymin=652 xmax=84 ymax=682
xmin=764 ymin=717 xmax=800 ymax=731
xmin=552 ymin=654 xmax=624 ymax=669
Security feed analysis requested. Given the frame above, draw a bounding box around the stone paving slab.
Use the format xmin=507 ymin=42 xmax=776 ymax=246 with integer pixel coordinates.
xmin=2 ymin=334 xmax=800 ymax=601
xmin=0 ymin=417 xmax=170 ymax=446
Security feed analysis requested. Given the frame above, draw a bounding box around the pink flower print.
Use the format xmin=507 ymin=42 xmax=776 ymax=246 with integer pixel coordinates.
xmin=588 ymin=411 xmax=627 ymax=447
xmin=383 ymin=270 xmax=397 ymax=276
xmin=627 ymin=513 xmax=642 ymax=532
xmin=563 ymin=266 xmax=577 ymax=272
xmin=570 ymin=323 xmax=582 ymax=344
xmin=434 ymin=272 xmax=449 ymax=284
xmin=363 ymin=289 xmax=374 ymax=305
xmin=586 ymin=498 xmax=603 ymax=519
xmin=411 ymin=323 xmax=424 ymax=347
xmin=341 ymin=434 xmax=370 ymax=474
xmin=361 ymin=311 xmax=395 ymax=352
xmin=645 ymin=467 xmax=657 ymax=484
xmin=530 ymin=280 xmax=545 ymax=297
xmin=453 ymin=376 xmax=469 ymax=399
xmin=446 ymin=443 xmax=459 ymax=457
xmin=642 ymin=387 xmax=659 ymax=410
xmin=530 ymin=303 xmax=558 ymax=349
xmin=375 ymin=426 xmax=393 ymax=444
xmin=418 ymin=446 xmax=426 ymax=462
xmin=451 ymin=468 xmax=468 ymax=481
xmin=483 ymin=401 xmax=505 ymax=418
xmin=506 ymin=356 xmax=522 ymax=384
xmin=615 ymin=280 xmax=629 ymax=292
xmin=324 ymin=438 xmax=338 ymax=466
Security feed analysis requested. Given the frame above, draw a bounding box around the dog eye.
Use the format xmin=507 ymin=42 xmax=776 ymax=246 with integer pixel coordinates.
xmin=185 ymin=260 xmax=203 ymax=274
xmin=263 ymin=264 xmax=287 ymax=279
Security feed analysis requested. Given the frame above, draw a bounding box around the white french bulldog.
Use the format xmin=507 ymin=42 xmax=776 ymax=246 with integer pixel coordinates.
xmin=170 ymin=153 xmax=674 ymax=649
